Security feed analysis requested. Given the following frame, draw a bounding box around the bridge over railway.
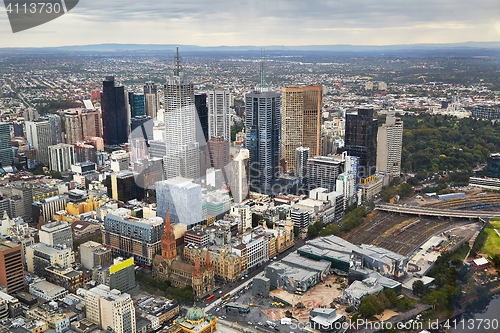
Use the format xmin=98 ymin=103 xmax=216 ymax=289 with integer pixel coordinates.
xmin=376 ymin=204 xmax=500 ymax=220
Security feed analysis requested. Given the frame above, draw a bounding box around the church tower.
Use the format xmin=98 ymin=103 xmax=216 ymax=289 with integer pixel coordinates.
xmin=205 ymin=248 xmax=214 ymax=272
xmin=161 ymin=210 xmax=177 ymax=260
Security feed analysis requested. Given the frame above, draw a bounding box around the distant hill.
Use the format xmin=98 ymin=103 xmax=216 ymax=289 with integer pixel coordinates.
xmin=2 ymin=41 xmax=500 ymax=52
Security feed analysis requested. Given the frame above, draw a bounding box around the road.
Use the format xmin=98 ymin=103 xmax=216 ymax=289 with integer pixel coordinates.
xmin=205 ymin=238 xmax=306 ymax=312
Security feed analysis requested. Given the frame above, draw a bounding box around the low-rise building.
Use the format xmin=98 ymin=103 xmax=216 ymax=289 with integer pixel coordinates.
xmin=0 ymin=290 xmax=22 ymax=319
xmin=26 ymin=243 xmax=75 ymax=277
xmin=265 ymin=253 xmax=331 ymax=294
xmin=79 ymin=240 xmax=113 ymax=270
xmin=28 ymin=280 xmax=68 ymax=302
xmin=26 ymin=303 xmax=71 ymax=333
xmin=135 ymin=295 xmax=179 ymax=330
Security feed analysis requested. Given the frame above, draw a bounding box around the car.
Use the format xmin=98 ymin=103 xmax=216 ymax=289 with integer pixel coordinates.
xmin=219 ymin=290 xmax=223 ymax=294
xmin=258 ymin=322 xmax=263 ymax=326
xmin=248 ymin=322 xmax=253 ymax=325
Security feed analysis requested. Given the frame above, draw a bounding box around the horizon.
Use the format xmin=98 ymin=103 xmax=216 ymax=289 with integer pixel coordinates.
xmin=1 ymin=0 xmax=499 ymax=48
xmin=3 ymin=40 xmax=500 ymax=51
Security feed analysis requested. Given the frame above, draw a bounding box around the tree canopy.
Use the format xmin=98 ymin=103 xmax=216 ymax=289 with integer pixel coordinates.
xmin=401 ymin=114 xmax=500 ymax=173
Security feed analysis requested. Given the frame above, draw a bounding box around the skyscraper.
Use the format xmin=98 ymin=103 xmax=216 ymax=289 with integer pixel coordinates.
xmin=26 ymin=120 xmax=51 ymax=165
xmin=195 ymin=93 xmax=209 ymax=143
xmin=63 ymin=110 xmax=83 ymax=144
xmin=245 ymin=90 xmax=281 ymax=195
xmin=163 ymin=49 xmax=200 ymax=179
xmin=208 ymin=89 xmax=231 ymax=141
xmin=307 ymin=155 xmax=343 ymax=192
xmin=0 ymin=123 xmax=13 ymax=167
xmin=281 ymin=85 xmax=323 ymax=174
xmin=295 ymin=146 xmax=310 ymax=189
xmin=101 ymin=76 xmax=128 ymax=146
xmin=342 ymin=108 xmax=378 ymax=178
xmin=206 ymin=135 xmax=230 ymax=172
xmin=376 ymin=114 xmax=403 ymax=177
xmin=144 ymin=81 xmax=159 ymax=119
xmin=128 ymin=92 xmax=146 ymax=118
xmin=46 ymin=114 xmax=63 ymax=145
xmin=81 ymin=109 xmax=102 ymax=138
xmin=225 ymin=148 xmax=249 ymax=203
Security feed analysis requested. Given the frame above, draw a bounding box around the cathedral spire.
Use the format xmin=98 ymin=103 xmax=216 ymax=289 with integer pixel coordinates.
xmin=205 ymin=248 xmax=211 ymax=268
xmin=161 ymin=209 xmax=177 ymax=260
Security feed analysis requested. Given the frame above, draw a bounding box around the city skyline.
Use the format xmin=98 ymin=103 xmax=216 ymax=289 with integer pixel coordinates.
xmin=0 ymin=0 xmax=499 ymax=48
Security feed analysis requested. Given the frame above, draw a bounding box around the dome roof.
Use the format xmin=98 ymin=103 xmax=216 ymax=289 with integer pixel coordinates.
xmin=186 ymin=307 xmax=204 ymax=321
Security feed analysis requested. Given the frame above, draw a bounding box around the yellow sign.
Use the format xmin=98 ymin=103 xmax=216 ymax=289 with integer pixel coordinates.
xmin=109 ymin=257 xmax=134 ymax=274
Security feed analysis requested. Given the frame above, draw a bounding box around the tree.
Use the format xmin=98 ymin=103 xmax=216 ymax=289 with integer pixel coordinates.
xmin=359 ymin=294 xmax=384 ymax=318
xmin=412 ymin=280 xmax=426 ymax=297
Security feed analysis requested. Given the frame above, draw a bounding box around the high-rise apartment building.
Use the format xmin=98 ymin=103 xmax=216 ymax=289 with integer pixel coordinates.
xmin=0 ymin=123 xmax=12 ymax=167
xmin=376 ymin=114 xmax=403 ymax=177
xmin=48 ymin=143 xmax=75 ymax=172
xmin=208 ymin=89 xmax=231 ymax=141
xmin=81 ymin=109 xmax=102 ymax=138
xmin=144 ymin=81 xmax=159 ymax=119
xmin=245 ymin=90 xmax=281 ymax=195
xmin=102 ymin=76 xmax=128 ymax=146
xmin=307 ymin=156 xmax=343 ymax=192
xmin=295 ymin=146 xmax=310 ymax=189
xmin=63 ymin=110 xmax=83 ymax=144
xmin=281 ymin=85 xmax=323 ymax=174
xmin=26 ymin=120 xmax=52 ymax=165
xmin=39 ymin=221 xmax=73 ymax=249
xmin=46 ymin=114 xmax=63 ymax=145
xmin=342 ymin=108 xmax=378 ymax=178
xmin=0 ymin=240 xmax=25 ymax=295
xmin=163 ymin=49 xmax=200 ymax=179
xmin=84 ymin=284 xmax=136 ymax=333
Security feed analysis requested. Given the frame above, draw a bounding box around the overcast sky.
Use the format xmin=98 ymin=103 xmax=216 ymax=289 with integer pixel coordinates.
xmin=1 ymin=0 xmax=499 ymax=47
